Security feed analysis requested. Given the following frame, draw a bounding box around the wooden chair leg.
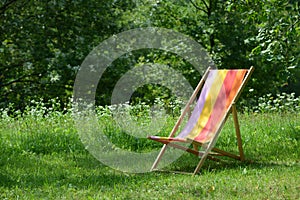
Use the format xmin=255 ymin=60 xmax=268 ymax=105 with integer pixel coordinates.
xmin=193 ymin=144 xmax=199 ymax=151
xmin=151 ymin=144 xmax=168 ymax=171
xmin=232 ymin=104 xmax=245 ymax=161
xmin=193 ymin=154 xmax=208 ymax=175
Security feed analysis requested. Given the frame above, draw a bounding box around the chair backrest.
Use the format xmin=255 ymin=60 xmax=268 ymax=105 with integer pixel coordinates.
xmin=177 ymin=69 xmax=248 ymax=143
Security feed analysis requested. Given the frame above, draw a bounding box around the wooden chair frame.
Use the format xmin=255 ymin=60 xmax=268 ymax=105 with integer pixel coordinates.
xmin=149 ymin=67 xmax=254 ymax=175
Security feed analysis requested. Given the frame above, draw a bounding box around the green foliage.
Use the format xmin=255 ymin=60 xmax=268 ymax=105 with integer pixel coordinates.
xmin=0 ymin=98 xmax=83 ymax=155
xmin=0 ymin=95 xmax=298 ymax=155
xmin=0 ymin=0 xmax=299 ymax=110
xmin=0 ymin=0 xmax=120 ymax=109
xmin=253 ymin=92 xmax=300 ymax=113
xmin=118 ymin=0 xmax=300 ymax=101
xmin=245 ymin=0 xmax=300 ymax=97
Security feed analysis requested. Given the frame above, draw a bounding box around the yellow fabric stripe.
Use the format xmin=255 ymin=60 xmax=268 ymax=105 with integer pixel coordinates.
xmin=187 ymin=70 xmax=228 ymax=139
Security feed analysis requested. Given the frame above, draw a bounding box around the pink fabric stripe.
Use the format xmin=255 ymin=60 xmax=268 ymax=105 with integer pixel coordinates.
xmin=177 ymin=70 xmax=218 ymax=138
xmin=194 ymin=70 xmax=237 ymax=142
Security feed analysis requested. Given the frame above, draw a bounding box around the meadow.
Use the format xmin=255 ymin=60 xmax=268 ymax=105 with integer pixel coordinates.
xmin=0 ymin=94 xmax=299 ymax=199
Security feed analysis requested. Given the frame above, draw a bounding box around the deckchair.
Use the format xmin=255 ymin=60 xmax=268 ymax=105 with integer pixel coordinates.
xmin=148 ymin=67 xmax=254 ymax=175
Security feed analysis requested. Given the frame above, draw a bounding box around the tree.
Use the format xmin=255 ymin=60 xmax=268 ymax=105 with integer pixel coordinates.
xmin=113 ymin=0 xmax=300 ymax=103
xmin=1 ymin=0 xmax=299 ymax=110
xmin=0 ymin=0 xmax=121 ymax=109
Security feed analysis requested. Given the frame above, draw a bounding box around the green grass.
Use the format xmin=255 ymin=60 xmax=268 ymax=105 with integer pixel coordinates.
xmin=0 ymin=109 xmax=299 ymax=199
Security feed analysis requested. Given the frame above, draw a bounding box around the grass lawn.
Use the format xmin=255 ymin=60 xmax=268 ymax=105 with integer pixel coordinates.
xmin=0 ymin=111 xmax=299 ymax=199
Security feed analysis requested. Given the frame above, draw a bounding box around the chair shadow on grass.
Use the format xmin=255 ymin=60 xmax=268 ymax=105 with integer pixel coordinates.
xmin=150 ymin=147 xmax=299 ymax=175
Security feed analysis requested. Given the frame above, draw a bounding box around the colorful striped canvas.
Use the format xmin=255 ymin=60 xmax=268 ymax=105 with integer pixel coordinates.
xmin=149 ymin=69 xmax=247 ymax=144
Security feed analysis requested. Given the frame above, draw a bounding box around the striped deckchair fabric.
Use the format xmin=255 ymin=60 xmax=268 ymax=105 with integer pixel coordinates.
xmin=148 ymin=67 xmax=254 ymax=175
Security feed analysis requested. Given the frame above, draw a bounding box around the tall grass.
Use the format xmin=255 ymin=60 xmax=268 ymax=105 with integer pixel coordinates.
xmin=0 ymin=93 xmax=299 ymax=199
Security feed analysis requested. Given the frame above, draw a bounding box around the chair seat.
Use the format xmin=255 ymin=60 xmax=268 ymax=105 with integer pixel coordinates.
xmin=148 ymin=67 xmax=254 ymax=175
xmin=148 ymin=136 xmax=188 ymax=143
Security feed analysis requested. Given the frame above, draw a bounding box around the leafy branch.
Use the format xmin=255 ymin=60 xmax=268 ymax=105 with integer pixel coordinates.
xmin=0 ymin=0 xmax=17 ymax=14
xmin=188 ymin=0 xmax=208 ymax=14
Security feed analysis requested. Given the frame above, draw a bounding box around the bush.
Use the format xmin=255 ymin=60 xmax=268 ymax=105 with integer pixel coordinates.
xmin=252 ymin=92 xmax=300 ymax=113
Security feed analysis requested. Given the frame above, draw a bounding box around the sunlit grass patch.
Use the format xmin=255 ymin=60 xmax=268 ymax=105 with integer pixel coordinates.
xmin=0 ymin=96 xmax=299 ymax=199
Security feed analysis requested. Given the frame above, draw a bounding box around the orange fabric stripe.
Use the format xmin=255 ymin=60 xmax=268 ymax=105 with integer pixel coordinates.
xmin=192 ymin=70 xmax=247 ymax=143
xmin=194 ymin=70 xmax=237 ymax=142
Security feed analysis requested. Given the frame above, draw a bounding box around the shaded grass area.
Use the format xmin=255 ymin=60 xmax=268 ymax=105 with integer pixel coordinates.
xmin=0 ymin=112 xmax=299 ymax=199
